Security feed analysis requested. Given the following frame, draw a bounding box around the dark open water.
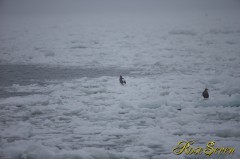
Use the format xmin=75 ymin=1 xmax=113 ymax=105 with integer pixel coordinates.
xmin=0 ymin=64 xmax=135 ymax=98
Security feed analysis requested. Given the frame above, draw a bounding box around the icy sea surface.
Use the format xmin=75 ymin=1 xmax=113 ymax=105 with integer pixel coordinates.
xmin=0 ymin=1 xmax=240 ymax=159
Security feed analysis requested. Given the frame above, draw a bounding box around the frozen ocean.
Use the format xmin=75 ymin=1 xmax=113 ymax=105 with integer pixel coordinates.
xmin=0 ymin=0 xmax=240 ymax=159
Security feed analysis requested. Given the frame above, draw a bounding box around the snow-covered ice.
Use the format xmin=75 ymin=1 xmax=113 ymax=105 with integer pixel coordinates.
xmin=0 ymin=0 xmax=240 ymax=159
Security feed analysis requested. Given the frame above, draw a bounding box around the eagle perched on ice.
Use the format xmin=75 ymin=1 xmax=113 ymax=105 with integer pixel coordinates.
xmin=202 ymin=88 xmax=209 ymax=99
xmin=119 ymin=75 xmax=126 ymax=85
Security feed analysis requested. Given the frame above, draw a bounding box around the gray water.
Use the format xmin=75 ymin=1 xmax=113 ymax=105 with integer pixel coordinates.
xmin=0 ymin=64 xmax=135 ymax=98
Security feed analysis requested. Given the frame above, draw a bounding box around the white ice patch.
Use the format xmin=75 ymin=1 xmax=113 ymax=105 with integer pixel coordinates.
xmin=2 ymin=142 xmax=131 ymax=159
xmin=196 ymin=95 xmax=240 ymax=107
xmin=0 ymin=75 xmax=239 ymax=159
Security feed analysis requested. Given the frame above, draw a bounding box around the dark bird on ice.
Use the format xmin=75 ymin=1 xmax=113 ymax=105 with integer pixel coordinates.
xmin=202 ymin=88 xmax=209 ymax=99
xmin=119 ymin=75 xmax=126 ymax=85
